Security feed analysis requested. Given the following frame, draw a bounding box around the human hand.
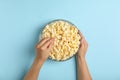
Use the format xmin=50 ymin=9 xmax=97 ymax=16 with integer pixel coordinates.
xmin=76 ymin=31 xmax=88 ymax=59
xmin=35 ymin=38 xmax=54 ymax=62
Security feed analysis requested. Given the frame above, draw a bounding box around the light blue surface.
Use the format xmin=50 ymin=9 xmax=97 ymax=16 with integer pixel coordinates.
xmin=0 ymin=0 xmax=120 ymax=80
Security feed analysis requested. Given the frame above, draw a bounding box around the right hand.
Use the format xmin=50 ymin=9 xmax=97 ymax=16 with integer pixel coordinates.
xmin=35 ymin=38 xmax=54 ymax=62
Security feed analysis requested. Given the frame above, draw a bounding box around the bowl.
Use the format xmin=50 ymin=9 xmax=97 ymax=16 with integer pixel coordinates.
xmin=39 ymin=19 xmax=80 ymax=61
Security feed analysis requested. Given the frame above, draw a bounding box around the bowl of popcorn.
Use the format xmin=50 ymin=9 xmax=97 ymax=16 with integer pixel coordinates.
xmin=39 ymin=19 xmax=81 ymax=61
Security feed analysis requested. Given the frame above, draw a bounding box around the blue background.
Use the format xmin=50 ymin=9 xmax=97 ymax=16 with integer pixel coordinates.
xmin=0 ymin=0 xmax=120 ymax=80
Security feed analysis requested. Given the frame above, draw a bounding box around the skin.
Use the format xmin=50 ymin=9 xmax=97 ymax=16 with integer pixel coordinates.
xmin=24 ymin=38 xmax=54 ymax=80
xmin=24 ymin=31 xmax=92 ymax=80
xmin=76 ymin=31 xmax=92 ymax=80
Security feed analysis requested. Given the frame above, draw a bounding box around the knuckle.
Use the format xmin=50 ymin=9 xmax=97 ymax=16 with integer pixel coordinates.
xmin=40 ymin=47 xmax=44 ymax=50
xmin=35 ymin=45 xmax=39 ymax=49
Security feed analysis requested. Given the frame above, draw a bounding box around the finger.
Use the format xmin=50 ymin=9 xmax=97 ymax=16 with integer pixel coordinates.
xmin=78 ymin=30 xmax=85 ymax=43
xmin=77 ymin=39 xmax=84 ymax=53
xmin=39 ymin=38 xmax=51 ymax=46
xmin=48 ymin=40 xmax=54 ymax=49
xmin=77 ymin=40 xmax=82 ymax=53
xmin=82 ymin=37 xmax=88 ymax=47
xmin=78 ymin=30 xmax=83 ymax=38
xmin=78 ymin=31 xmax=87 ymax=44
xmin=42 ymin=38 xmax=54 ymax=48
xmin=81 ymin=38 xmax=85 ymax=47
xmin=82 ymin=36 xmax=87 ymax=44
xmin=36 ymin=37 xmax=50 ymax=48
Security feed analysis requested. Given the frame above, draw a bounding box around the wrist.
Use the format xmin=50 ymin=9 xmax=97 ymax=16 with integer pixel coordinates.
xmin=35 ymin=56 xmax=45 ymax=64
xmin=76 ymin=55 xmax=86 ymax=62
xmin=76 ymin=53 xmax=85 ymax=59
